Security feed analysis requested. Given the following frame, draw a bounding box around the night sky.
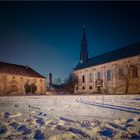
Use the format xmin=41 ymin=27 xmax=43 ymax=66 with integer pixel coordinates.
xmin=0 ymin=1 xmax=140 ymax=81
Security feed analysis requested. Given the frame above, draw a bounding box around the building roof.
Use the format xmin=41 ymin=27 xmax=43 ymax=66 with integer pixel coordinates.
xmin=74 ymin=42 xmax=140 ymax=71
xmin=0 ymin=62 xmax=46 ymax=79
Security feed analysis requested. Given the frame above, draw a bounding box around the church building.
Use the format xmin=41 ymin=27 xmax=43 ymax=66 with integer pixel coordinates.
xmin=73 ymin=26 xmax=140 ymax=94
xmin=0 ymin=62 xmax=46 ymax=95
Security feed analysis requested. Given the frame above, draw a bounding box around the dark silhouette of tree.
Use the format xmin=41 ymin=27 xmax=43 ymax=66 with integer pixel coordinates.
xmin=53 ymin=78 xmax=62 ymax=85
xmin=117 ymin=64 xmax=139 ymax=94
xmin=24 ymin=82 xmax=30 ymax=95
xmin=30 ymin=83 xmax=37 ymax=94
xmin=63 ymin=73 xmax=77 ymax=94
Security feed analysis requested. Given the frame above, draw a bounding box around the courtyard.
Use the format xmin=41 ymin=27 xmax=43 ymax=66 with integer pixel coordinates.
xmin=0 ymin=94 xmax=140 ymax=139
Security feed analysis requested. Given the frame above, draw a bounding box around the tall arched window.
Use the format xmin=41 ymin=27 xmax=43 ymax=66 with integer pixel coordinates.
xmin=107 ymin=70 xmax=111 ymax=81
xmin=88 ymin=73 xmax=92 ymax=82
xmin=131 ymin=65 xmax=138 ymax=78
xmin=82 ymin=75 xmax=85 ymax=83
xmin=97 ymin=72 xmax=102 ymax=79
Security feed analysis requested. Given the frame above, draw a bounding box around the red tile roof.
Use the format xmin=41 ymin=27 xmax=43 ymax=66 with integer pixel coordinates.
xmin=0 ymin=62 xmax=46 ymax=79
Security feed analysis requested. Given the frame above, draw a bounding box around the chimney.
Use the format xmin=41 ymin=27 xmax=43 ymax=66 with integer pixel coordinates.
xmin=49 ymin=73 xmax=52 ymax=85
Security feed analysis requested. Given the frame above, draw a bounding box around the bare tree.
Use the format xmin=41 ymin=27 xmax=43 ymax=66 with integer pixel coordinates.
xmin=63 ymin=73 xmax=77 ymax=93
xmin=117 ymin=64 xmax=138 ymax=94
xmin=53 ymin=78 xmax=62 ymax=85
xmin=122 ymin=65 xmax=131 ymax=94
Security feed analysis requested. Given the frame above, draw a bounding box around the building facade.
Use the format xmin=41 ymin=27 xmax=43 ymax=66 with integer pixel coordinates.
xmin=0 ymin=62 xmax=46 ymax=95
xmin=73 ymin=26 xmax=140 ymax=94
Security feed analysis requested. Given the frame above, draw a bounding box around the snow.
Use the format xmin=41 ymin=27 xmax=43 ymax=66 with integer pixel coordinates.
xmin=0 ymin=95 xmax=140 ymax=139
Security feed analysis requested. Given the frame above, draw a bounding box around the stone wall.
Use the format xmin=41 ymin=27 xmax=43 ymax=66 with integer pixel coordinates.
xmin=0 ymin=74 xmax=46 ymax=95
xmin=73 ymin=55 xmax=140 ymax=94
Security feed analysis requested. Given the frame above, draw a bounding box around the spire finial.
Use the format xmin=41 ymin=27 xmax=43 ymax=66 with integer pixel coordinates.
xmin=82 ymin=24 xmax=86 ymax=41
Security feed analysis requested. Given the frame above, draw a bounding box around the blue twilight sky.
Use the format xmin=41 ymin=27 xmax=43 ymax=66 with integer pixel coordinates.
xmin=0 ymin=1 xmax=140 ymax=81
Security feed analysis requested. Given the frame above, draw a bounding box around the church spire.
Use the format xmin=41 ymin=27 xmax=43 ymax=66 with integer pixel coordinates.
xmin=80 ymin=25 xmax=88 ymax=63
xmin=82 ymin=25 xmax=86 ymax=41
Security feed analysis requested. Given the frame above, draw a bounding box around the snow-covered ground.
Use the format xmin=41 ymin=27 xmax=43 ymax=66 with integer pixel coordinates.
xmin=0 ymin=95 xmax=140 ymax=139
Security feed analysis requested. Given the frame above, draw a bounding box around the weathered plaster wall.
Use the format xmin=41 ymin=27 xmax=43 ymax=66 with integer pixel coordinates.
xmin=0 ymin=74 xmax=46 ymax=95
xmin=73 ymin=55 xmax=140 ymax=94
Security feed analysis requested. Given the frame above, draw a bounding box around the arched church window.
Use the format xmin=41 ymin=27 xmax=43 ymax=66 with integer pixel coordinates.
xmin=107 ymin=70 xmax=111 ymax=81
xmin=97 ymin=72 xmax=102 ymax=79
xmin=82 ymin=75 xmax=85 ymax=83
xmin=88 ymin=73 xmax=92 ymax=82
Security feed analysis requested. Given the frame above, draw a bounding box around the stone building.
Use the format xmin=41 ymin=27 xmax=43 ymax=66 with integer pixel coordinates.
xmin=0 ymin=62 xmax=46 ymax=95
xmin=73 ymin=26 xmax=140 ymax=94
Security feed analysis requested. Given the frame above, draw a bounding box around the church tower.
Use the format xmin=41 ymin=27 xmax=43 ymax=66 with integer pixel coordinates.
xmin=80 ymin=25 xmax=88 ymax=63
